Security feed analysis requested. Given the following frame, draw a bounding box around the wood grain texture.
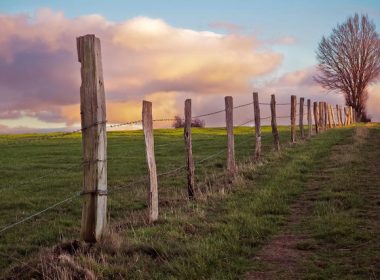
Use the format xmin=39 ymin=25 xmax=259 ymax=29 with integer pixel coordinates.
xmin=184 ymin=99 xmax=195 ymax=199
xmin=290 ymin=95 xmax=297 ymax=143
xmin=299 ymin=97 xmax=304 ymax=138
xmin=319 ymin=102 xmax=324 ymax=131
xmin=77 ymin=34 xmax=107 ymax=243
xmin=313 ymin=102 xmax=319 ymax=134
xmin=225 ymin=96 xmax=236 ymax=175
xmin=253 ymin=92 xmax=261 ymax=161
xmin=271 ymin=94 xmax=280 ymax=151
xmin=307 ymin=99 xmax=312 ymax=137
xmin=142 ymin=101 xmax=159 ymax=223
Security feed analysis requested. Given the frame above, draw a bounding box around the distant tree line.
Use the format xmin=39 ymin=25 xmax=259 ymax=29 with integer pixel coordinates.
xmin=172 ymin=116 xmax=205 ymax=128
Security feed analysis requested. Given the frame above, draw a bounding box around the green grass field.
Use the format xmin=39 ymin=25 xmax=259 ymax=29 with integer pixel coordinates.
xmin=0 ymin=124 xmax=379 ymax=279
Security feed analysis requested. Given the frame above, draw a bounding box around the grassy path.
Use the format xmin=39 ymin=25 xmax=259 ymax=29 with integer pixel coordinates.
xmin=246 ymin=124 xmax=380 ymax=279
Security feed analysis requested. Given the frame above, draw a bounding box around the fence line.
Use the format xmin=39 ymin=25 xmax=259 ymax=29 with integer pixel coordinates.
xmin=0 ymin=34 xmax=357 ymax=251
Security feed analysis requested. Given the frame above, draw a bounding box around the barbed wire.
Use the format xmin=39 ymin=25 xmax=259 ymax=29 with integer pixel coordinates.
xmin=0 ymin=191 xmax=80 ymax=235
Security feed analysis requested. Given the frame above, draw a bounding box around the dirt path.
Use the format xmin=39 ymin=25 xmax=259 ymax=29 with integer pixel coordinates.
xmin=245 ymin=125 xmax=380 ymax=279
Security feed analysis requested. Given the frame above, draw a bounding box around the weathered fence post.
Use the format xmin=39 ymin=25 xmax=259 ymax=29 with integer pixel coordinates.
xmin=330 ymin=105 xmax=336 ymax=127
xmin=290 ymin=95 xmax=297 ymax=143
xmin=350 ymin=106 xmax=354 ymax=124
xmin=271 ymin=94 xmax=280 ymax=151
xmin=225 ymin=96 xmax=236 ymax=175
xmin=336 ymin=105 xmax=340 ymax=126
xmin=319 ymin=102 xmax=324 ymax=131
xmin=307 ymin=99 xmax=312 ymax=137
xmin=327 ymin=104 xmax=332 ymax=128
xmin=313 ymin=102 xmax=319 ymax=134
xmin=339 ymin=106 xmax=344 ymax=127
xmin=299 ymin=97 xmax=305 ymax=138
xmin=324 ymin=102 xmax=328 ymax=129
xmin=184 ymin=99 xmax=195 ymax=199
xmin=253 ymin=92 xmax=261 ymax=161
xmin=142 ymin=101 xmax=159 ymax=223
xmin=344 ymin=107 xmax=348 ymax=126
xmin=77 ymin=34 xmax=108 ymax=243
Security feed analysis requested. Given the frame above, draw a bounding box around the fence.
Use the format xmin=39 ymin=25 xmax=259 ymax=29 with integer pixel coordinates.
xmin=0 ymin=34 xmax=356 ymax=246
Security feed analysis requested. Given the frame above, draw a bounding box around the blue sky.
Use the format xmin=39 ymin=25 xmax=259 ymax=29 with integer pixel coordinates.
xmin=1 ymin=0 xmax=379 ymax=75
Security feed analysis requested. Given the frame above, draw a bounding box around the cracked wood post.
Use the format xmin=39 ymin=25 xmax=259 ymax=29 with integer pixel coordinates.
xmin=307 ymin=99 xmax=312 ymax=137
xmin=344 ymin=107 xmax=348 ymax=126
xmin=299 ymin=97 xmax=304 ymax=139
xmin=77 ymin=34 xmax=108 ymax=243
xmin=336 ymin=105 xmax=341 ymax=126
xmin=350 ymin=106 xmax=354 ymax=124
xmin=319 ymin=102 xmax=324 ymax=131
xmin=327 ymin=103 xmax=332 ymax=128
xmin=253 ymin=92 xmax=261 ymax=161
xmin=184 ymin=99 xmax=195 ymax=199
xmin=142 ymin=101 xmax=159 ymax=223
xmin=324 ymin=102 xmax=328 ymax=129
xmin=330 ymin=105 xmax=336 ymax=127
xmin=225 ymin=96 xmax=236 ymax=175
xmin=339 ymin=106 xmax=344 ymax=127
xmin=313 ymin=102 xmax=319 ymax=134
xmin=290 ymin=95 xmax=296 ymax=143
xmin=271 ymin=94 xmax=280 ymax=151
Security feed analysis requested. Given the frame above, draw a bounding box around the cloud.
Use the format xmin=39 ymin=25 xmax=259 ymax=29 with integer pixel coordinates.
xmin=0 ymin=9 xmax=283 ymax=130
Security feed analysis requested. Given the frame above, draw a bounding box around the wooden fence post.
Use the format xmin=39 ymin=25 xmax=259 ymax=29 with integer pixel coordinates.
xmin=77 ymin=34 xmax=108 ymax=243
xmin=324 ymin=102 xmax=328 ymax=129
xmin=327 ymin=104 xmax=332 ymax=128
xmin=319 ymin=102 xmax=324 ymax=131
xmin=142 ymin=101 xmax=159 ymax=223
xmin=350 ymin=106 xmax=354 ymax=124
xmin=184 ymin=99 xmax=195 ymax=199
xmin=307 ymin=99 xmax=312 ymax=137
xmin=336 ymin=105 xmax=340 ymax=126
xmin=299 ymin=97 xmax=305 ymax=138
xmin=313 ymin=102 xmax=319 ymax=134
xmin=253 ymin=92 xmax=261 ymax=161
xmin=225 ymin=96 xmax=236 ymax=175
xmin=330 ymin=105 xmax=336 ymax=127
xmin=344 ymin=107 xmax=348 ymax=126
xmin=339 ymin=106 xmax=344 ymax=127
xmin=290 ymin=95 xmax=297 ymax=143
xmin=271 ymin=94 xmax=280 ymax=151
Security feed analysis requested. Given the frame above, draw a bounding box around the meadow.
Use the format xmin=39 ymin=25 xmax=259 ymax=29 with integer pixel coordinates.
xmin=0 ymin=124 xmax=379 ymax=279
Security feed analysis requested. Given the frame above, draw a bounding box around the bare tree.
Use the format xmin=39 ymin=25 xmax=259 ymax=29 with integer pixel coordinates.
xmin=315 ymin=14 xmax=380 ymax=121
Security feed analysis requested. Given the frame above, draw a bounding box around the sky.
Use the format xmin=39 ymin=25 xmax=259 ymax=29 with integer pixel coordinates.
xmin=0 ymin=0 xmax=379 ymax=133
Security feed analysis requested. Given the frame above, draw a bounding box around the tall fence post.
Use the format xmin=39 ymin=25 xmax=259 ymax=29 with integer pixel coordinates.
xmin=344 ymin=107 xmax=348 ymax=126
xmin=77 ymin=34 xmax=108 ymax=243
xmin=142 ymin=101 xmax=159 ymax=223
xmin=327 ymin=104 xmax=332 ymax=128
xmin=253 ymin=92 xmax=261 ymax=161
xmin=339 ymin=106 xmax=344 ymax=127
xmin=336 ymin=105 xmax=340 ymax=126
xmin=313 ymin=102 xmax=319 ymax=134
xmin=307 ymin=99 xmax=312 ymax=137
xmin=184 ymin=99 xmax=195 ymax=199
xmin=350 ymin=106 xmax=354 ymax=124
xmin=225 ymin=96 xmax=236 ymax=175
xmin=319 ymin=102 xmax=324 ymax=131
xmin=299 ymin=97 xmax=304 ymax=138
xmin=290 ymin=95 xmax=297 ymax=143
xmin=271 ymin=94 xmax=280 ymax=151
xmin=330 ymin=105 xmax=336 ymax=127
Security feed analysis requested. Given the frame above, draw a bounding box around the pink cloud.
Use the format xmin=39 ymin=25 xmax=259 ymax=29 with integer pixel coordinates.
xmin=0 ymin=9 xmax=283 ymax=129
